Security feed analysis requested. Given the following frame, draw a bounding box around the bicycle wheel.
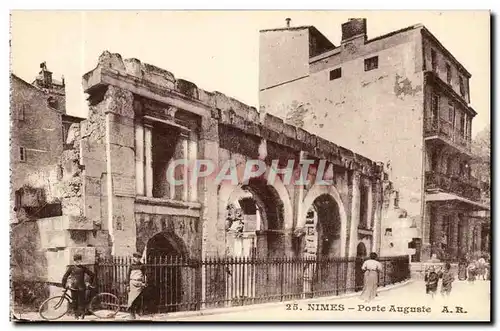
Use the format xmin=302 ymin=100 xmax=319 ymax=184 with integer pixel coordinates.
xmin=39 ymin=296 xmax=70 ymax=321
xmin=89 ymin=292 xmax=120 ymax=319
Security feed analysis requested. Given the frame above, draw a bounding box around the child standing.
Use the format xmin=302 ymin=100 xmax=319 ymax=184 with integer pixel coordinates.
xmin=425 ymin=266 xmax=439 ymax=299
xmin=440 ymin=263 xmax=454 ymax=297
xmin=467 ymin=261 xmax=477 ymax=284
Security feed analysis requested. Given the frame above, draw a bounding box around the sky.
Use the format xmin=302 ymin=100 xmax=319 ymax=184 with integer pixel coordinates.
xmin=10 ymin=10 xmax=490 ymax=137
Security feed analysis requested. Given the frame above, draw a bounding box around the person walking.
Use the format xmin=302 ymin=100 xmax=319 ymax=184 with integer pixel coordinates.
xmin=126 ymin=252 xmax=146 ymax=320
xmin=425 ymin=266 xmax=439 ymax=299
xmin=359 ymin=252 xmax=382 ymax=302
xmin=440 ymin=263 xmax=455 ymax=297
xmin=61 ymin=253 xmax=95 ymax=320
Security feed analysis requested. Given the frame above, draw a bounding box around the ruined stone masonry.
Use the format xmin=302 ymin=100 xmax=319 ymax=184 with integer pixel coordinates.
xmin=12 ymin=51 xmax=400 ymax=302
xmin=78 ymin=50 xmax=394 ymax=267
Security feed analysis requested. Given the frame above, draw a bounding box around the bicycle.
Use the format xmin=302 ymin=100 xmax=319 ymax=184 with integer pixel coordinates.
xmin=38 ymin=286 xmax=120 ymax=321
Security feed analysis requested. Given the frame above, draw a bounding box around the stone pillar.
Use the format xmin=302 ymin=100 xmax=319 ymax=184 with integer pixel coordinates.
xmin=371 ymin=179 xmax=382 ymax=254
xmin=134 ymin=120 xmax=145 ymax=196
xmin=144 ymin=123 xmax=153 ymax=198
xmin=466 ymin=218 xmax=474 ymax=253
xmin=103 ymin=86 xmax=137 ymax=256
xmin=283 ymin=230 xmax=294 ymax=258
xmin=198 ymin=117 xmax=224 ymax=257
xmin=458 ymin=216 xmax=467 ymax=256
xmin=295 ymin=151 xmax=306 ymax=230
xmin=188 ymin=131 xmax=198 ymax=202
xmin=475 ymin=222 xmax=482 ymax=252
xmin=348 ymin=171 xmax=361 ymax=257
xmin=182 ymin=136 xmax=189 ymax=201
xmin=169 ymin=131 xmax=188 ymax=201
xmin=422 ymin=204 xmax=432 ymax=257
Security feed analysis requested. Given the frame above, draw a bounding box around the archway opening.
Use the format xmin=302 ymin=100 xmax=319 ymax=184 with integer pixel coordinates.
xmin=356 ymin=242 xmax=367 ymax=257
xmin=144 ymin=232 xmax=186 ymax=313
xmin=302 ymin=194 xmax=342 ymax=259
xmin=300 ymin=193 xmax=342 ymax=296
xmin=355 ymin=242 xmax=368 ymax=292
xmin=224 ymin=178 xmax=285 ymax=258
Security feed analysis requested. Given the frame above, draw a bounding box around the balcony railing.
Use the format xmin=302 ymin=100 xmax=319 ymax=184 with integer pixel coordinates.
xmin=424 ymin=118 xmax=471 ymax=152
xmin=425 ymin=171 xmax=481 ymax=202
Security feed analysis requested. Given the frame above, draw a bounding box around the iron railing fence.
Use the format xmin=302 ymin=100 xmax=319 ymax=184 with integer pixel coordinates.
xmin=95 ymin=255 xmax=410 ymax=314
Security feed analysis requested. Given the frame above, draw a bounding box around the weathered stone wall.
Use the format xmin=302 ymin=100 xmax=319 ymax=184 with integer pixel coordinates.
xmin=10 ymin=221 xmax=47 ymax=281
xmin=135 ymin=213 xmax=200 ymax=258
xmin=10 ymin=75 xmax=65 ymax=223
xmin=259 ymin=28 xmax=310 ymax=90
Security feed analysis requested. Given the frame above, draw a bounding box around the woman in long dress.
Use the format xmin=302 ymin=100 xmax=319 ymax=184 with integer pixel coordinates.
xmin=126 ymin=252 xmax=146 ymax=320
xmin=360 ymin=252 xmax=382 ymax=302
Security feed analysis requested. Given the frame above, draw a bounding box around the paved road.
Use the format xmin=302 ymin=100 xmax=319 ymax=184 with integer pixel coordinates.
xmin=170 ymin=280 xmax=490 ymax=322
xmin=13 ymin=280 xmax=490 ymax=322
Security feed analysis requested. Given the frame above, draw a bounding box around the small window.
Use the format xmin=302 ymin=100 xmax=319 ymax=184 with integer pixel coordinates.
xmin=446 ymin=63 xmax=452 ymax=84
xmin=329 ymin=68 xmax=342 ymax=80
xmin=385 ymin=228 xmax=393 ymax=236
xmin=431 ymin=94 xmax=439 ymax=119
xmin=364 ymin=56 xmax=378 ymax=71
xmin=47 ymin=96 xmax=58 ymax=109
xmin=460 ymin=113 xmax=466 ymax=134
xmin=448 ymin=102 xmax=455 ymax=125
xmin=15 ymin=190 xmax=22 ymax=210
xmin=19 ymin=147 xmax=26 ymax=162
xmin=463 ymin=114 xmax=468 ymax=138
xmin=431 ymin=49 xmax=437 ymax=71
xmin=17 ymin=105 xmax=25 ymax=121
xmin=459 ymin=76 xmax=465 ymax=97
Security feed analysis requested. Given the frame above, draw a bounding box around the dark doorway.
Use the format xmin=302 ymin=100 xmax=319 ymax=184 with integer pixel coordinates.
xmin=355 ymin=242 xmax=367 ymax=292
xmin=314 ymin=194 xmax=341 ymax=258
xmin=409 ymin=238 xmax=422 ymax=262
xmin=145 ymin=232 xmax=184 ymax=313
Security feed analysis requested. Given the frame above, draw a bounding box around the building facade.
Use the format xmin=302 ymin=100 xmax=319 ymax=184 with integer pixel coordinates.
xmin=10 ymin=63 xmax=85 ymax=290
xmin=259 ymin=18 xmax=489 ymax=261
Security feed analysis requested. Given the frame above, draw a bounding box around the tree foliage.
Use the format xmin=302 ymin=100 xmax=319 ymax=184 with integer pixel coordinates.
xmin=471 ymin=126 xmax=490 ymax=199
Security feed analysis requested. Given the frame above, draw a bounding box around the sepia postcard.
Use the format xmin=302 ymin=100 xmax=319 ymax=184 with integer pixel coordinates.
xmin=9 ymin=10 xmax=491 ymax=322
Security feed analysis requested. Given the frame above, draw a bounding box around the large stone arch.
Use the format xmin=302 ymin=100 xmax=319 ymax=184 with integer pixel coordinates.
xmin=299 ymin=184 xmax=348 ymax=257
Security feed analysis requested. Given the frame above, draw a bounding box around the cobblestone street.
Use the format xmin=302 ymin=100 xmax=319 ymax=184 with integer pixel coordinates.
xmin=13 ymin=280 xmax=490 ymax=322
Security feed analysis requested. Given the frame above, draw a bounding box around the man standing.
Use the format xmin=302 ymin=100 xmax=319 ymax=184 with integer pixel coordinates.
xmin=61 ymin=253 xmax=95 ymax=320
xmin=126 ymin=252 xmax=146 ymax=320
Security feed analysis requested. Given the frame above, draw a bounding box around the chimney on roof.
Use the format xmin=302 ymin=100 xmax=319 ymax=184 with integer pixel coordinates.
xmin=285 ymin=18 xmax=291 ymax=28
xmin=341 ymin=18 xmax=367 ymax=44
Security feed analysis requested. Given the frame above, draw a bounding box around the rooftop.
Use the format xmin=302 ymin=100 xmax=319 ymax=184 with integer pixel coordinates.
xmin=261 ymin=19 xmax=471 ymax=77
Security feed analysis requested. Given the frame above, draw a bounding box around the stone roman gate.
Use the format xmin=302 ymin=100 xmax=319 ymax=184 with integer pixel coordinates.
xmin=74 ymin=51 xmax=390 ymax=265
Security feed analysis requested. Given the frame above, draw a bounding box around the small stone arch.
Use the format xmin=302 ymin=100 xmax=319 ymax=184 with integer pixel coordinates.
xmin=144 ymin=231 xmax=189 ymax=259
xmin=299 ymin=184 xmax=348 ymax=257
xmin=356 ymin=242 xmax=367 ymax=257
xmin=142 ymin=231 xmax=189 ymax=313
